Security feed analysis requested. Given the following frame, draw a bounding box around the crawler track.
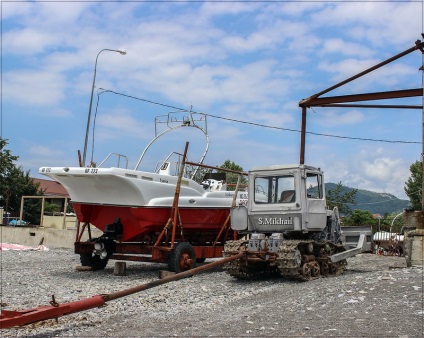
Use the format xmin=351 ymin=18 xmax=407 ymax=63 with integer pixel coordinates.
xmin=223 ymin=239 xmax=347 ymax=281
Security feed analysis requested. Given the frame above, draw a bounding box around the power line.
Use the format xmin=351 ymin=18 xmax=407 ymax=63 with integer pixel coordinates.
xmin=205 ymin=113 xmax=421 ymax=144
xmin=98 ymin=88 xmax=422 ymax=145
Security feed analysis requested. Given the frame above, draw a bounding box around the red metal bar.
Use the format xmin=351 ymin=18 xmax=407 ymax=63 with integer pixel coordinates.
xmin=104 ymin=252 xmax=245 ymax=301
xmin=315 ymin=103 xmax=422 ymax=109
xmin=170 ymin=142 xmax=189 ymax=248
xmin=153 ymin=142 xmax=189 ymax=248
xmin=0 ymin=295 xmax=105 ymax=329
xmin=299 ymin=41 xmax=424 ymax=106
xmin=213 ymin=174 xmax=242 ymax=246
xmin=0 ymin=253 xmax=245 ymax=329
xmin=153 ymin=218 xmax=171 ymax=247
xmin=303 ymin=88 xmax=422 ymax=107
xmin=110 ymin=254 xmax=155 ymax=262
xmin=300 ymin=106 xmax=307 ymax=165
xmin=297 ymin=39 xmax=424 ymax=165
xmin=75 ymin=221 xmax=85 ymax=243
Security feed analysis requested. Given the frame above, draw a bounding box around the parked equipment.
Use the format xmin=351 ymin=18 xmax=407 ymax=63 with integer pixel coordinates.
xmin=223 ymin=164 xmax=367 ymax=280
xmin=220 ymin=37 xmax=424 ymax=281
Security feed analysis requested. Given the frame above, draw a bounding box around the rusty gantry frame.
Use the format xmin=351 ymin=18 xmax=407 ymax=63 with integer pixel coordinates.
xmin=298 ymin=37 xmax=424 ymax=212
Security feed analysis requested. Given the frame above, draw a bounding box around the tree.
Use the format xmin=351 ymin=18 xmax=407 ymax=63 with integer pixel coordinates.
xmin=43 ymin=202 xmax=60 ymax=215
xmin=326 ymin=182 xmax=357 ymax=215
xmin=343 ymin=209 xmax=377 ymax=226
xmin=380 ymin=211 xmax=404 ymax=233
xmin=404 ymin=160 xmax=422 ymax=211
xmin=185 ymin=159 xmax=247 ymax=190
xmin=219 ymin=160 xmax=247 ymax=190
xmin=185 ymin=164 xmax=210 ymax=184
xmin=0 ymin=138 xmax=41 ymax=224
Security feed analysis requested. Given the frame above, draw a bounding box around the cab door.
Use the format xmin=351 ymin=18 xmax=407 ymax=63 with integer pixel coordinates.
xmin=304 ymin=171 xmax=327 ymax=231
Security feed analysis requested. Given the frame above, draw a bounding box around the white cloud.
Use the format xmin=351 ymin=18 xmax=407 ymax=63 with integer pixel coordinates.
xmin=317 ymin=58 xmax=421 ymax=94
xmin=199 ymin=2 xmax=261 ymax=18
xmin=318 ymin=110 xmax=365 ymax=127
xmin=324 ymin=147 xmax=411 ymax=198
xmin=3 ymin=28 xmax=61 ymax=55
xmin=318 ymin=58 xmax=380 ymax=83
xmin=310 ymin=2 xmax=421 ymax=46
xmin=1 ymin=1 xmax=34 ymax=20
xmin=241 ymin=111 xmax=294 ymax=130
xmin=94 ymin=110 xmax=151 ymax=140
xmin=319 ymin=39 xmax=374 ymax=58
xmin=13 ymin=1 xmax=91 ymax=26
xmin=268 ymin=1 xmax=326 ymax=17
xmin=221 ymin=32 xmax=274 ymax=53
xmin=3 ymin=70 xmax=65 ymax=106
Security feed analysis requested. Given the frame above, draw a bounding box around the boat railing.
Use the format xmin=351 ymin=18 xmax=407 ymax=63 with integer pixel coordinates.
xmin=97 ymin=153 xmax=129 ymax=169
xmin=134 ymin=112 xmax=209 ymax=173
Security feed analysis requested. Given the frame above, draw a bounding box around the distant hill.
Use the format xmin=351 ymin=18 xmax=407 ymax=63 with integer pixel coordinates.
xmin=325 ymin=183 xmax=409 ymax=215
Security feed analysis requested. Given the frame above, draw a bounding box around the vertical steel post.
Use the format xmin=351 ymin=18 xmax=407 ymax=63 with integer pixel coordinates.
xmin=300 ymin=106 xmax=307 ymax=165
xmin=421 ymin=36 xmax=424 ymax=215
xmin=62 ymin=198 xmax=69 ymax=230
xmin=421 ymin=59 xmax=424 ymax=215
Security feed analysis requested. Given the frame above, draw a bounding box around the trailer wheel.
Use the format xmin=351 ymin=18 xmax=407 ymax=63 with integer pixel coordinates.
xmin=168 ymin=242 xmax=196 ymax=273
xmin=80 ymin=239 xmax=113 ymax=271
xmin=80 ymin=252 xmax=109 ymax=271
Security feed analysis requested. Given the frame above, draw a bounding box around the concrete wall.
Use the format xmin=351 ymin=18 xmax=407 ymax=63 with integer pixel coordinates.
xmin=404 ymin=211 xmax=423 ymax=267
xmin=0 ymin=226 xmax=102 ymax=249
xmin=42 ymin=215 xmax=78 ymax=230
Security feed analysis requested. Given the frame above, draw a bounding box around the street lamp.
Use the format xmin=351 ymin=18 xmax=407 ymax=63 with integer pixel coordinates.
xmin=82 ymin=48 xmax=126 ymax=167
xmin=390 ymin=212 xmax=404 ymax=233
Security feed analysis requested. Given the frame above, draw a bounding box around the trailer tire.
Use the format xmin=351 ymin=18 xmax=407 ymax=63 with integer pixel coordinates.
xmin=80 ymin=252 xmax=109 ymax=271
xmin=168 ymin=242 xmax=196 ymax=273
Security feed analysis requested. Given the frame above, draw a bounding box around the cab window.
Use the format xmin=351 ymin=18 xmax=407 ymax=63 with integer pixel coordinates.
xmin=306 ymin=173 xmax=323 ymax=199
xmin=254 ymin=175 xmax=295 ymax=204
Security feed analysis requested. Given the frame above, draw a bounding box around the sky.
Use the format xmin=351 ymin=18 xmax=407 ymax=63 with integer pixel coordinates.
xmin=1 ymin=1 xmax=423 ymax=200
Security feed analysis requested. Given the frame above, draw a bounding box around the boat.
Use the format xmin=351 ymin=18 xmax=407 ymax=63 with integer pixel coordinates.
xmin=39 ymin=112 xmax=247 ymax=271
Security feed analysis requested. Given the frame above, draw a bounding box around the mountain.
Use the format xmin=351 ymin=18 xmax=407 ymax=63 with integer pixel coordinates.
xmin=325 ymin=183 xmax=409 ymax=215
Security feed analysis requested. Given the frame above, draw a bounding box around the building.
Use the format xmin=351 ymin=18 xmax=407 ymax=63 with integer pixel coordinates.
xmin=32 ymin=178 xmax=70 ymax=213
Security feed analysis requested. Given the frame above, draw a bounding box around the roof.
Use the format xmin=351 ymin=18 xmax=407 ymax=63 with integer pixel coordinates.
xmin=32 ymin=178 xmax=69 ymax=197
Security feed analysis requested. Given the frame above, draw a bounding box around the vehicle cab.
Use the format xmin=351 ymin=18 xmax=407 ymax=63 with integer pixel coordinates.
xmin=231 ymin=164 xmax=327 ymax=234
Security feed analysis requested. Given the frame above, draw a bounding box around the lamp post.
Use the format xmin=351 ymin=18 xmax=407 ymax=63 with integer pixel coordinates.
xmin=82 ymin=48 xmax=126 ymax=167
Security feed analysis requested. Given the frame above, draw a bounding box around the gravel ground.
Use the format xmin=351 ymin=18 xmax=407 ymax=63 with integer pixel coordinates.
xmin=0 ymin=248 xmax=422 ymax=337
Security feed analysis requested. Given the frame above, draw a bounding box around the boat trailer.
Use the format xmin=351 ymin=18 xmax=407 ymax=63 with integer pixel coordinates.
xmin=0 ymin=253 xmax=244 ymax=329
xmin=74 ymin=142 xmax=248 ymax=272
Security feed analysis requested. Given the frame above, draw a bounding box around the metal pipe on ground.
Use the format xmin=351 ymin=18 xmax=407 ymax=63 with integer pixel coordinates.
xmin=0 ymin=253 xmax=245 ymax=329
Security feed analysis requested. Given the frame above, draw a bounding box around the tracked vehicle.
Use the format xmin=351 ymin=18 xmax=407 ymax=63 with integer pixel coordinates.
xmin=223 ymin=164 xmax=364 ymax=280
